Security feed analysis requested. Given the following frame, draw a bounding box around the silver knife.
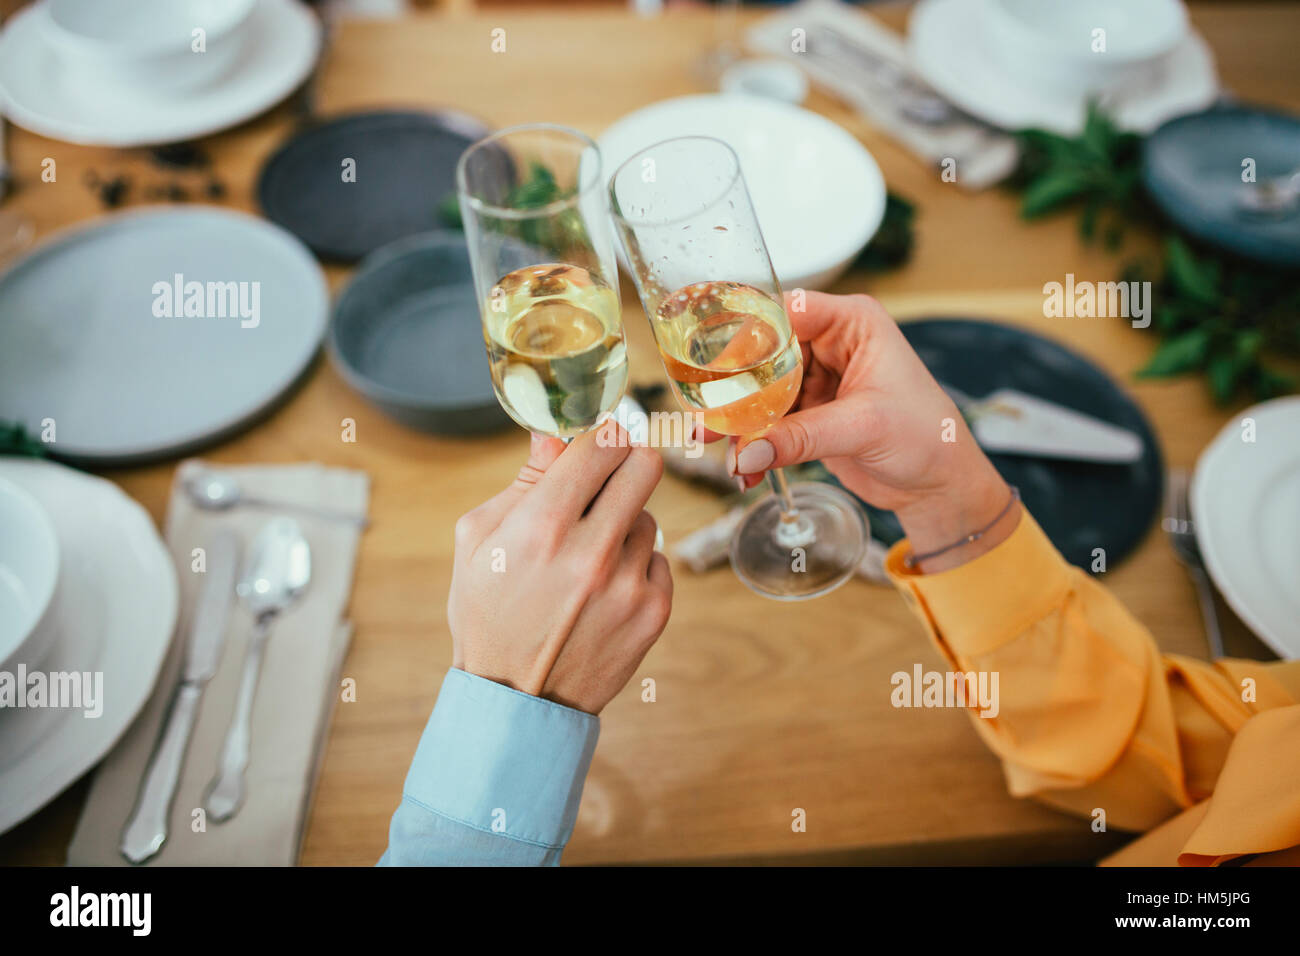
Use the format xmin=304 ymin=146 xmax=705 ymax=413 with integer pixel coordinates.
xmin=120 ymin=530 xmax=240 ymax=864
xmin=943 ymin=383 xmax=1144 ymax=464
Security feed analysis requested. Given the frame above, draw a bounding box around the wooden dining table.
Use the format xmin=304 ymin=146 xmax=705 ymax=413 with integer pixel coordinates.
xmin=2 ymin=1 xmax=1296 ymax=866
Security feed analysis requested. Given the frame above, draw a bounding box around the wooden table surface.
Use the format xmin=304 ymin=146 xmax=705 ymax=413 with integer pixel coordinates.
xmin=2 ymin=2 xmax=1296 ymax=866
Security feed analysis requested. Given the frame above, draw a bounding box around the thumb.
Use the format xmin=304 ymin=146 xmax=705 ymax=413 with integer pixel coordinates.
xmin=513 ymin=433 xmax=567 ymax=490
xmin=474 ymin=433 xmax=568 ymax=528
xmin=734 ymin=400 xmax=868 ymax=474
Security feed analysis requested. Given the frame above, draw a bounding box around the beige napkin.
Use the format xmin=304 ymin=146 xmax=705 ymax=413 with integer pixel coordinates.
xmin=67 ymin=459 xmax=368 ymax=866
xmin=746 ymin=0 xmax=1019 ymax=190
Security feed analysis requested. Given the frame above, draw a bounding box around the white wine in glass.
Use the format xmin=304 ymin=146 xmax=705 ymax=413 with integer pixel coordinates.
xmin=485 ymin=262 xmax=627 ymax=438
xmin=611 ymin=136 xmax=867 ymax=601
xmin=458 ymin=124 xmax=626 ymax=440
xmin=655 ymin=280 xmax=802 ymax=437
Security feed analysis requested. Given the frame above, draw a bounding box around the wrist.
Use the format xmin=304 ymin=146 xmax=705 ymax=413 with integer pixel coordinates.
xmin=894 ymin=460 xmax=1018 ymax=573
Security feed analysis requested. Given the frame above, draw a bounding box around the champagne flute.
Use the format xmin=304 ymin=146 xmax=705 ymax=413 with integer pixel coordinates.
xmin=610 ymin=136 xmax=867 ymax=600
xmin=457 ymin=124 xmax=627 ymax=440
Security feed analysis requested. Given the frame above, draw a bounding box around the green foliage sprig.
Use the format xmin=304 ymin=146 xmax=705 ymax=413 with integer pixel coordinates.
xmin=1010 ymin=103 xmax=1147 ymax=248
xmin=853 ymin=192 xmax=916 ymax=272
xmin=1008 ymin=104 xmax=1299 ymax=405
xmin=0 ymin=421 xmax=47 ymax=458
xmin=1125 ymin=236 xmax=1297 ymax=403
xmin=439 ymin=162 xmax=588 ymax=250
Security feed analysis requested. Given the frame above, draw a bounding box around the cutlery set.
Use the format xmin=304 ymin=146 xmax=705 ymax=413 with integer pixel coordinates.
xmin=120 ymin=516 xmax=312 ymax=864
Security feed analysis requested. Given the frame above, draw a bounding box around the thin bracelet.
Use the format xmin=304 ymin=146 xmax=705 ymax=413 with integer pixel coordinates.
xmin=903 ymin=486 xmax=1021 ymax=570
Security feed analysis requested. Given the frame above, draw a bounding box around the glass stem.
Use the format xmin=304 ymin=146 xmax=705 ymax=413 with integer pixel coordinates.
xmin=766 ymin=467 xmax=816 ymax=548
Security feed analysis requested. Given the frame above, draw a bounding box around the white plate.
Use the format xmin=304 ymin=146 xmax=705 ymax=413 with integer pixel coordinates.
xmin=598 ymin=94 xmax=887 ymax=290
xmin=1191 ymin=396 xmax=1300 ymax=659
xmin=0 ymin=0 xmax=320 ymax=147
xmin=0 ymin=458 xmax=178 ymax=835
xmin=907 ymin=0 xmax=1219 ymax=136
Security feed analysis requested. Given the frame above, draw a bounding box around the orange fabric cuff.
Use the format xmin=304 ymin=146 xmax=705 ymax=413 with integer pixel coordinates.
xmin=885 ymin=510 xmax=1074 ymax=659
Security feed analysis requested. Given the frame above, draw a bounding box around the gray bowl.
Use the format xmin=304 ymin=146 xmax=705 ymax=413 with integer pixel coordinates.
xmin=328 ymin=231 xmax=511 ymax=435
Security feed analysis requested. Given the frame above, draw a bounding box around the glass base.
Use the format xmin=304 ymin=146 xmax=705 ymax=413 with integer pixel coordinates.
xmin=729 ymin=482 xmax=868 ymax=601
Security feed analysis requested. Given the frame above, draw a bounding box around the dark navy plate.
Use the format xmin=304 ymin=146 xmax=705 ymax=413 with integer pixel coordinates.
xmin=1143 ymin=105 xmax=1300 ymax=268
xmin=861 ymin=319 xmax=1164 ymax=572
xmin=258 ymin=109 xmax=490 ymax=263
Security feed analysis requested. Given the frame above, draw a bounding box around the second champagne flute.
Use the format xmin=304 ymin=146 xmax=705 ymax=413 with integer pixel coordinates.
xmin=610 ymin=136 xmax=868 ymax=600
xmin=457 ymin=123 xmax=627 ymax=440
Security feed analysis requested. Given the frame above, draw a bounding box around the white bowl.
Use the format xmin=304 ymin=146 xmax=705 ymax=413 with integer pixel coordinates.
xmin=38 ymin=0 xmax=257 ymax=96
xmin=0 ymin=476 xmax=60 ymax=673
xmin=598 ymin=94 xmax=886 ymax=290
xmin=984 ymin=0 xmax=1188 ymax=97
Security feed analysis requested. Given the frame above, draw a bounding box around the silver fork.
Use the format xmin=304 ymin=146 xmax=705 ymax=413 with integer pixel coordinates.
xmin=1162 ymin=468 xmax=1224 ymax=659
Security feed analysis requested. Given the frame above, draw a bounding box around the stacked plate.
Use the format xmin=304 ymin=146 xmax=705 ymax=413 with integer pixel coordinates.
xmin=907 ymin=0 xmax=1219 ymax=134
xmin=0 ymin=0 xmax=321 ymax=146
xmin=1193 ymin=397 xmax=1300 ymax=659
xmin=0 ymin=460 xmax=178 ymax=835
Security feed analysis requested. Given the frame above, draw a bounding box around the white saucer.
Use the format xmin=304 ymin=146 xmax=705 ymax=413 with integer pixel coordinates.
xmin=907 ymin=0 xmax=1219 ymax=136
xmin=0 ymin=458 xmax=178 ymax=835
xmin=1192 ymin=397 xmax=1300 ymax=659
xmin=0 ymin=0 xmax=320 ymax=147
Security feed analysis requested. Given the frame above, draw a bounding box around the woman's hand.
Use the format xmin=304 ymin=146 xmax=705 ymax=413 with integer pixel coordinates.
xmin=447 ymin=424 xmax=672 ymax=714
xmin=719 ymin=291 xmax=1019 ymax=572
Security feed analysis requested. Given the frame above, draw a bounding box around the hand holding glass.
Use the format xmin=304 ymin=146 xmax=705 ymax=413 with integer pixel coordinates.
xmin=457 ymin=124 xmax=627 ymax=440
xmin=610 ymin=136 xmax=868 ymax=599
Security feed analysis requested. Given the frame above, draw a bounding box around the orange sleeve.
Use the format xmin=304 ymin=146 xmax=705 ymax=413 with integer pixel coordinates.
xmin=885 ymin=510 xmax=1300 ymax=862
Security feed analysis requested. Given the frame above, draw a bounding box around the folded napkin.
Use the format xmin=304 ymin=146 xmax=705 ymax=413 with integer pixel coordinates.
xmin=746 ymin=0 xmax=1019 ymax=190
xmin=67 ymin=459 xmax=368 ymax=866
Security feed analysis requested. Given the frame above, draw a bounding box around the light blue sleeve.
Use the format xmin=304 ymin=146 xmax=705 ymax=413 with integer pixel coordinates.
xmin=377 ymin=667 xmax=600 ymax=866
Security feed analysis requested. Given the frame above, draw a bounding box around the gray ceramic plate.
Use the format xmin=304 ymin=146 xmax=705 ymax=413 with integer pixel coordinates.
xmin=0 ymin=207 xmax=328 ymax=465
xmin=328 ymin=231 xmax=510 ymax=435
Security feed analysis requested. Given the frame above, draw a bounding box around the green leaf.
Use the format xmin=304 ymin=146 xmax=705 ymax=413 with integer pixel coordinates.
xmin=1019 ymin=168 xmax=1093 ymax=218
xmin=1137 ymin=327 xmax=1211 ymax=378
xmin=1078 ymin=196 xmax=1100 ymax=240
xmin=1253 ymin=365 xmax=1296 ymax=400
xmin=0 ymin=421 xmax=47 ymax=458
xmin=1164 ymin=235 xmax=1219 ymax=306
xmin=1235 ymin=330 xmax=1263 ymax=360
xmin=1081 ymin=101 xmax=1118 ymax=162
xmin=1206 ymin=351 xmax=1242 ymax=404
xmin=436 ymin=192 xmax=462 ymax=229
xmin=853 ymin=191 xmax=916 ymax=272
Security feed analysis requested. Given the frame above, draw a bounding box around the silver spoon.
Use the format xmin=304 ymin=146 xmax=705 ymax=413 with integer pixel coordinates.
xmin=204 ymin=518 xmax=311 ymax=823
xmin=184 ymin=467 xmax=366 ymax=527
xmin=1238 ymin=168 xmax=1300 ymax=218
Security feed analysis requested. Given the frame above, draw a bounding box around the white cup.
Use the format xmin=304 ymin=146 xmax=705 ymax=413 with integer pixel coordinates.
xmin=37 ymin=0 xmax=258 ymax=97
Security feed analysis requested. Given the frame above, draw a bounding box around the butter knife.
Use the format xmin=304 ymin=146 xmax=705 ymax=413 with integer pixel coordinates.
xmin=943 ymin=383 xmax=1144 ymax=464
xmin=120 ymin=530 xmax=240 ymax=864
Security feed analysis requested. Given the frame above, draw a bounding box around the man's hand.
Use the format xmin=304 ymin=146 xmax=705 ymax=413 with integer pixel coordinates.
xmin=447 ymin=423 xmax=673 ymax=714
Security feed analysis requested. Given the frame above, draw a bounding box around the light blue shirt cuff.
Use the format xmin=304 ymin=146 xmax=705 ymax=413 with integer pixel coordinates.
xmin=390 ymin=667 xmax=600 ymax=860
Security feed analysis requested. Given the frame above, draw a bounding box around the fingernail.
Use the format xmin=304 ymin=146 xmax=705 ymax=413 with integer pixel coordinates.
xmin=725 ymin=442 xmax=737 ymax=476
xmin=736 ymin=439 xmax=775 ymax=474
xmin=735 ymin=476 xmax=748 ymax=494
